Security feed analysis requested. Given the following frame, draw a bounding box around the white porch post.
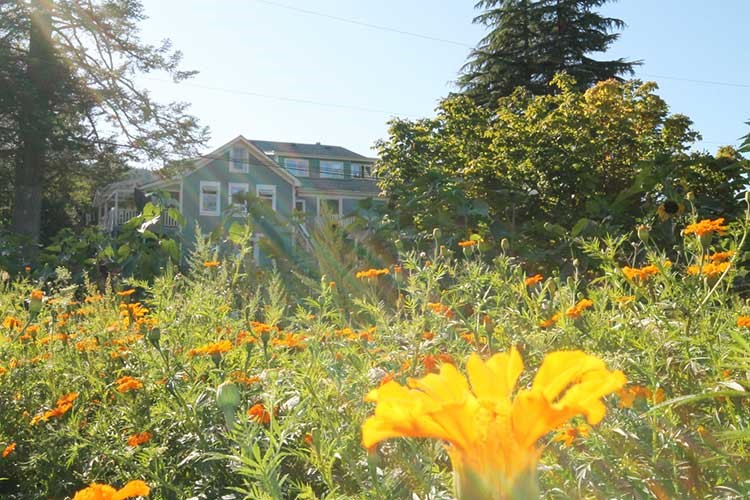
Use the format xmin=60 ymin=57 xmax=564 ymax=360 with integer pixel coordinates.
xmin=114 ymin=191 xmax=119 ymax=225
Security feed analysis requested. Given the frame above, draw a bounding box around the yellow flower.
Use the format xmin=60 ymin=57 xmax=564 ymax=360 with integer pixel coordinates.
xmin=203 ymin=260 xmax=220 ymax=268
xmin=73 ymin=480 xmax=150 ymax=500
xmin=657 ymin=200 xmax=684 ymax=221
xmin=552 ymin=424 xmax=590 ymax=447
xmin=362 ymin=348 xmax=625 ymax=498
xmin=116 ymin=289 xmax=136 ymax=297
xmin=737 ymin=316 xmax=750 ymax=328
xmin=708 ymin=250 xmax=734 ymax=263
xmin=188 ymin=340 xmax=233 ymax=357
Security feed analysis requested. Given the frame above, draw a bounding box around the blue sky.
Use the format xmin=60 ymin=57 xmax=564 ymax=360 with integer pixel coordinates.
xmin=138 ymin=0 xmax=749 ymax=157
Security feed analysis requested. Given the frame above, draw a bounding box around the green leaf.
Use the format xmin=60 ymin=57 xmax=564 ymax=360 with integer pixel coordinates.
xmin=228 ymin=222 xmax=248 ymax=245
xmin=161 ymin=239 xmax=180 ymax=262
xmin=142 ymin=202 xmax=160 ymax=218
xmin=571 ymin=218 xmax=590 ymax=237
xmin=116 ymin=243 xmax=131 ymax=261
xmin=167 ymin=207 xmax=185 ymax=226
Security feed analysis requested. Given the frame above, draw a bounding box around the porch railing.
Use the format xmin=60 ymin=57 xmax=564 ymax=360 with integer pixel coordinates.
xmin=101 ymin=207 xmax=180 ymax=232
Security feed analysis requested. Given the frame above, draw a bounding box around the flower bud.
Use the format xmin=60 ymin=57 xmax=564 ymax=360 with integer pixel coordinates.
xmin=636 ymin=225 xmax=650 ymax=243
xmin=432 ymin=228 xmax=441 ymax=240
xmin=29 ymin=290 xmax=43 ymax=315
xmin=147 ymin=327 xmax=161 ymax=349
xmin=216 ymin=381 xmax=242 ymax=430
xmin=500 ymin=238 xmax=510 ymax=253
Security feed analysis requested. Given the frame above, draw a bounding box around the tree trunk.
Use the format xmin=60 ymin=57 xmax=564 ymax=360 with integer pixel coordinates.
xmin=12 ymin=0 xmax=54 ymax=254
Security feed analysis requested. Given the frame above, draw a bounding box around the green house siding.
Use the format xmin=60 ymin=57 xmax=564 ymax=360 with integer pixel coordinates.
xmin=181 ymin=152 xmax=295 ymax=253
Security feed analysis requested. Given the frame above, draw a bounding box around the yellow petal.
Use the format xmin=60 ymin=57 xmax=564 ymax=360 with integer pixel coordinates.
xmin=407 ymin=363 xmax=470 ymax=404
xmin=531 ymin=351 xmax=607 ymax=401
xmin=467 ymin=348 xmax=523 ymax=404
xmin=555 ymin=369 xmax=627 ymax=424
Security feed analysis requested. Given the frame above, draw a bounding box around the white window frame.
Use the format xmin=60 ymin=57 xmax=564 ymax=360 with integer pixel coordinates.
xmin=295 ymin=199 xmax=306 ymax=213
xmin=229 ymin=147 xmax=249 ymax=173
xmin=256 ymin=184 xmax=277 ymax=212
xmin=199 ymin=181 xmax=221 ymax=216
xmin=318 ymin=196 xmax=342 ymax=217
xmin=284 ymin=158 xmax=309 ymax=177
xmin=320 ymin=160 xmax=344 ymax=179
xmin=228 ymin=182 xmax=249 ymax=216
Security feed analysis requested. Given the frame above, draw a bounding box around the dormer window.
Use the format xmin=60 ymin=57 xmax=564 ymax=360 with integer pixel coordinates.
xmin=284 ymin=158 xmax=309 ymax=177
xmin=320 ymin=161 xmax=344 ymax=179
xmin=230 ymin=146 xmax=249 ymax=173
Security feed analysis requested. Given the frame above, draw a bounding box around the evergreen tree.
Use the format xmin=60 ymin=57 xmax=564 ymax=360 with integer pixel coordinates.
xmin=0 ymin=0 xmax=208 ymax=251
xmin=458 ymin=0 xmax=638 ymax=108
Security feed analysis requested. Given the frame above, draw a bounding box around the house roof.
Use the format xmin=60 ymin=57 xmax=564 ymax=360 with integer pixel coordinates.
xmin=248 ymin=139 xmax=373 ymax=162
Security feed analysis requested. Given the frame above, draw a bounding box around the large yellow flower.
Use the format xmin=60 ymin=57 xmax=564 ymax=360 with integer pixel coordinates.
xmin=362 ymin=348 xmax=626 ymax=499
xmin=73 ymin=480 xmax=149 ymax=500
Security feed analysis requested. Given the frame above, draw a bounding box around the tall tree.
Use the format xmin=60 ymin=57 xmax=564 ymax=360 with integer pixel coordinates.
xmin=458 ymin=0 xmax=638 ymax=108
xmin=0 ymin=0 xmax=208 ymax=251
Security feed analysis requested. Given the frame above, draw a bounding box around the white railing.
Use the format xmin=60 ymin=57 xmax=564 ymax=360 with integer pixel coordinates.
xmin=101 ymin=208 xmax=181 ymax=232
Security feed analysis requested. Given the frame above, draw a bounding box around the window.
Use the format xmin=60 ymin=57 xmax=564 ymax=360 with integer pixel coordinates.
xmin=319 ymin=198 xmax=341 ymax=216
xmin=320 ymin=160 xmax=344 ymax=179
xmin=284 ymin=158 xmax=309 ymax=177
xmin=295 ymin=199 xmax=306 ymax=213
xmin=352 ymin=163 xmax=373 ymax=178
xmin=199 ymin=181 xmax=220 ymax=216
xmin=228 ymin=183 xmax=249 ymax=216
xmin=230 ymin=147 xmax=249 ymax=173
xmin=256 ymin=184 xmax=277 ymax=211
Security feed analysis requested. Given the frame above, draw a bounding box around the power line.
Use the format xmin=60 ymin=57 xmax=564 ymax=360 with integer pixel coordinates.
xmin=639 ymin=73 xmax=750 ymax=89
xmin=251 ymin=1 xmax=750 ymax=91
xmin=140 ymin=77 xmax=419 ymax=117
xmin=252 ymin=0 xmax=473 ymax=48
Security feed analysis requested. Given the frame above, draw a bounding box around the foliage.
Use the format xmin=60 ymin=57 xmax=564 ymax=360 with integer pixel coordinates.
xmin=0 ymin=0 xmax=208 ymax=246
xmin=458 ymin=0 xmax=638 ymax=107
xmin=375 ymin=75 xmax=750 ymax=266
xmin=0 ymin=208 xmax=749 ymax=498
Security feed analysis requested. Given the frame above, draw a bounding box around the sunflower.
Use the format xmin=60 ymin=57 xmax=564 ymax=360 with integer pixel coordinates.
xmin=657 ymin=200 xmax=685 ymax=221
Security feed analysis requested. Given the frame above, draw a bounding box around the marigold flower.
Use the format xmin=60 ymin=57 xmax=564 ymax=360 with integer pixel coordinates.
xmin=2 ymin=442 xmax=16 ymax=458
xmin=32 ymin=392 xmax=79 ymax=424
xmin=188 ymin=340 xmax=233 ymax=357
xmin=622 ymin=265 xmax=660 ymax=282
xmin=72 ymin=480 xmax=150 ymax=500
xmin=737 ymin=316 xmax=750 ymax=328
xmin=684 ymin=218 xmax=728 ymax=238
xmin=552 ymin=424 xmax=590 ymax=447
xmin=427 ymin=302 xmax=454 ymax=319
xmin=355 ymin=268 xmax=390 ymax=279
xmin=458 ymin=240 xmax=478 ymax=248
xmin=3 ymin=316 xmax=21 ymax=330
xmin=248 ymin=403 xmax=272 ymax=424
xmin=30 ymin=290 xmax=44 ymax=301
xmin=422 ymin=331 xmax=435 ymax=340
xmin=115 ymin=376 xmax=143 ymax=393
xmin=539 ymin=313 xmax=560 ymax=328
xmin=203 ymin=260 xmax=220 ymax=268
xmin=687 ymin=261 xmax=730 ymax=278
xmin=271 ymin=332 xmax=307 ymax=349
xmin=362 ymin=348 xmax=625 ymax=497
xmin=708 ymin=250 xmax=735 ymax=263
xmin=116 ymin=289 xmax=136 ymax=297
xmin=230 ymin=371 xmax=261 ymax=385
xmin=127 ymin=432 xmax=152 ymax=447
xmin=524 ymin=274 xmax=543 ymax=286
xmin=422 ymin=353 xmax=455 ymax=373
xmin=566 ymin=299 xmax=594 ymax=319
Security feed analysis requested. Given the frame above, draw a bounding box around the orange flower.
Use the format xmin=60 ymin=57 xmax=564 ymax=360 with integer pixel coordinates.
xmin=248 ymin=403 xmax=272 ymax=424
xmin=355 ymin=268 xmax=390 ymax=279
xmin=622 ymin=265 xmax=660 ymax=282
xmin=3 ymin=316 xmax=21 ymax=330
xmin=566 ymin=299 xmax=594 ymax=319
xmin=687 ymin=261 xmax=730 ymax=278
xmin=362 ymin=348 xmax=625 ymax=497
xmin=422 ymin=353 xmax=455 ymax=373
xmin=552 ymin=424 xmax=590 ymax=447
xmin=422 ymin=331 xmax=435 ymax=340
xmin=188 ymin=340 xmax=233 ymax=357
xmin=617 ymin=385 xmax=664 ymax=407
xmin=2 ymin=442 xmax=16 ymax=458
xmin=458 ymin=240 xmax=478 ymax=248
xmin=32 ymin=392 xmax=79 ymax=424
xmin=539 ymin=313 xmax=560 ymax=328
xmin=116 ymin=289 xmax=136 ymax=297
xmin=708 ymin=250 xmax=735 ymax=263
xmin=271 ymin=332 xmax=307 ymax=350
xmin=115 ymin=376 xmax=143 ymax=393
xmin=31 ymin=290 xmax=44 ymax=301
xmin=203 ymin=260 xmax=220 ymax=268
xmin=230 ymin=371 xmax=261 ymax=385
xmin=72 ymin=480 xmax=150 ymax=500
xmin=737 ymin=316 xmax=750 ymax=328
xmin=524 ymin=274 xmax=543 ymax=286
xmin=127 ymin=432 xmax=152 ymax=447
xmin=427 ymin=302 xmax=454 ymax=319
xmin=684 ymin=218 xmax=728 ymax=237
